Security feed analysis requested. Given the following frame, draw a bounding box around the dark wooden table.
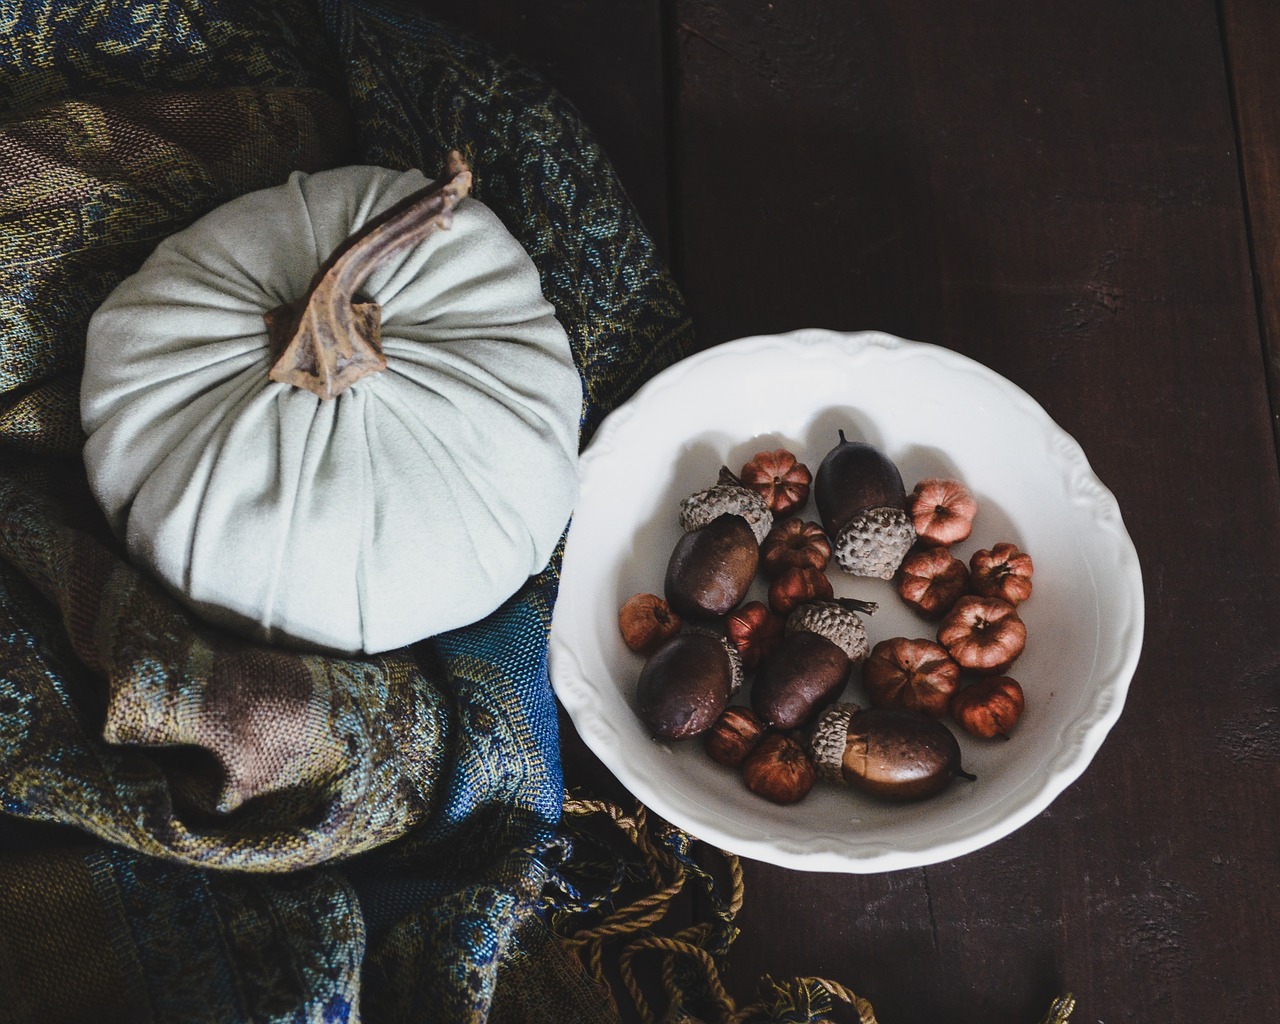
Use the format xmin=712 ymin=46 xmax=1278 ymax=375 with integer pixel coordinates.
xmin=417 ymin=2 xmax=1280 ymax=1021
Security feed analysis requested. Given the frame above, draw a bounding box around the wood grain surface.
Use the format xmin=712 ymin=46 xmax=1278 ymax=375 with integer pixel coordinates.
xmin=416 ymin=2 xmax=1280 ymax=1022
xmin=1223 ymin=0 xmax=1280 ymax=460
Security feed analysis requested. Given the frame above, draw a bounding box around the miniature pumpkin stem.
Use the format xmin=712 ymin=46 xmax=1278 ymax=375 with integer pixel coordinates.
xmin=265 ymin=151 xmax=473 ymax=400
xmin=717 ymin=465 xmax=747 ymax=487
xmin=835 ymin=596 xmax=879 ymax=616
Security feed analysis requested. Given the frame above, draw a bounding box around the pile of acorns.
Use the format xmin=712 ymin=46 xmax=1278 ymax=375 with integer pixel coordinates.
xmin=618 ymin=431 xmax=1034 ymax=806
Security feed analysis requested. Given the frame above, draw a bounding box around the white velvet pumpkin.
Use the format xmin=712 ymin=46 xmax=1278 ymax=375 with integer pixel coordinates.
xmin=81 ymin=164 xmax=582 ymax=655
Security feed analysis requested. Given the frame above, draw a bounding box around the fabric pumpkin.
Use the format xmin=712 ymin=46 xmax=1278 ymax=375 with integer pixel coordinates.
xmin=81 ymin=163 xmax=582 ymax=655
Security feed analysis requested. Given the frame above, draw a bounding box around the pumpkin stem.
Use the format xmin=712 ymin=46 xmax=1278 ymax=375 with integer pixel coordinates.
xmin=265 ymin=151 xmax=473 ymax=400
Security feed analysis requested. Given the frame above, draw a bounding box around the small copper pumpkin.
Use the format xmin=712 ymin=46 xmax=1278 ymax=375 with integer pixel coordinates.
xmin=937 ymin=595 xmax=1027 ymax=674
xmin=725 ymin=600 xmax=786 ymax=670
xmin=704 ymin=705 xmax=769 ymax=767
xmin=760 ymin=518 xmax=832 ymax=578
xmin=906 ymin=478 xmax=978 ymax=547
xmin=862 ymin=637 xmax=961 ymax=717
xmin=618 ymin=593 xmax=683 ymax=655
xmin=896 ymin=545 xmax=969 ymax=619
xmin=767 ymin=565 xmax=834 ymax=617
xmin=740 ymin=448 xmax=813 ymax=517
xmin=742 ymin=732 xmax=816 ymax=804
xmin=969 ymin=542 xmax=1034 ymax=606
xmin=951 ymin=676 xmax=1026 ymax=738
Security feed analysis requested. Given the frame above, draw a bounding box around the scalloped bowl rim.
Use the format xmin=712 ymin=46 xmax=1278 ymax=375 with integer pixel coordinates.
xmin=549 ymin=329 xmax=1144 ymax=873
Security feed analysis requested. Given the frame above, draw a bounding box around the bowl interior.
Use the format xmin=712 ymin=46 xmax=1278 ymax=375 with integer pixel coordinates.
xmin=549 ymin=330 xmax=1142 ymax=872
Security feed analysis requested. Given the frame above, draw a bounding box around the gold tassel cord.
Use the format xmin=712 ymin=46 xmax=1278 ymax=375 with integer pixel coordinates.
xmin=553 ymin=796 xmax=696 ymax=1020
xmin=552 ymin=796 xmax=880 ymax=1024
xmin=552 ymin=796 xmax=1070 ymax=1024
xmin=619 ymin=933 xmax=736 ymax=1024
xmin=811 ymin=978 xmax=880 ymax=1024
xmin=724 ymin=975 xmax=879 ymax=1024
xmin=1039 ymin=994 xmax=1077 ymax=1024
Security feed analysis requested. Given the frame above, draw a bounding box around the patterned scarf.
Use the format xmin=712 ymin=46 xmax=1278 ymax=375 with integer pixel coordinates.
xmin=0 ymin=1 xmax=695 ymax=1019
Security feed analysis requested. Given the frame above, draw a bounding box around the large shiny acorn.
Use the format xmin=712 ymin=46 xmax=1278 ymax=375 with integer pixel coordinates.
xmin=808 ymin=704 xmax=973 ymax=801
xmin=751 ymin=597 xmax=876 ymax=730
xmin=636 ymin=630 xmax=744 ymax=740
xmin=813 ymin=431 xmax=915 ymax=579
xmin=665 ymin=467 xmax=772 ymax=619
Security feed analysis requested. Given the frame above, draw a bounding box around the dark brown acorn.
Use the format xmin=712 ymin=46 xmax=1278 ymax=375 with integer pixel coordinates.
xmin=665 ymin=467 xmax=771 ymax=619
xmin=751 ymin=598 xmax=876 ymax=730
xmin=664 ymin=514 xmax=758 ymax=618
xmin=809 ymin=704 xmax=973 ymax=801
xmin=636 ymin=631 xmax=744 ymax=740
xmin=813 ymin=431 xmax=915 ymax=579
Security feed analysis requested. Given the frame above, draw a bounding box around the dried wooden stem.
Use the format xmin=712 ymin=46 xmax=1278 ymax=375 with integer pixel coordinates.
xmin=265 ymin=151 xmax=473 ymax=399
xmin=834 ymin=596 xmax=879 ymax=616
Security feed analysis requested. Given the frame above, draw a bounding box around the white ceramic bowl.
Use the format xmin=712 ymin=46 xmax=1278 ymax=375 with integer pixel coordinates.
xmin=549 ymin=330 xmax=1143 ymax=873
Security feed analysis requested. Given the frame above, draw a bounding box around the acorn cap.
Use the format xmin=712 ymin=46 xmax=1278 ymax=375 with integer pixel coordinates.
xmin=688 ymin=626 xmax=746 ymax=695
xmin=831 ymin=505 xmax=916 ymax=579
xmin=722 ymin=634 xmax=745 ymax=694
xmin=679 ymin=466 xmax=773 ymax=545
xmin=785 ymin=600 xmax=871 ymax=665
xmin=808 ymin=701 xmax=859 ymax=784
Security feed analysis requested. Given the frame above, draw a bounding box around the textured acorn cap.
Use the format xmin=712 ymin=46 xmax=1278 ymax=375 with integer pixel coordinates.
xmin=831 ymin=505 xmax=916 ymax=579
xmin=679 ymin=467 xmax=773 ymax=545
xmin=722 ymin=634 xmax=745 ymax=694
xmin=688 ymin=626 xmax=746 ymax=694
xmin=808 ymin=701 xmax=859 ymax=784
xmin=785 ymin=600 xmax=870 ymax=665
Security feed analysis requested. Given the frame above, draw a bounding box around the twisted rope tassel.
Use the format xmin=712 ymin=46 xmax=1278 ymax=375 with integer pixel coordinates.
xmin=552 ymin=797 xmax=693 ymax=1019
xmin=555 ymin=796 xmax=876 ymax=1024
xmin=554 ymin=796 xmax=1071 ymax=1024
xmin=1039 ymin=994 xmax=1077 ymax=1023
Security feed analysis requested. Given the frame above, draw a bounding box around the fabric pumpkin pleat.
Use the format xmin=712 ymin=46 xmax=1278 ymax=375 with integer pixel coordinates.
xmin=80 ymin=165 xmax=582 ymax=655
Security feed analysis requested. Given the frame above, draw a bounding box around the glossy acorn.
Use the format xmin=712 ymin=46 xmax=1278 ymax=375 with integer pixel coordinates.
xmin=813 ymin=431 xmax=915 ymax=579
xmin=665 ymin=467 xmax=771 ymax=619
xmin=636 ymin=631 xmax=744 ymax=740
xmin=809 ymin=704 xmax=973 ymax=801
xmin=751 ymin=598 xmax=876 ymax=730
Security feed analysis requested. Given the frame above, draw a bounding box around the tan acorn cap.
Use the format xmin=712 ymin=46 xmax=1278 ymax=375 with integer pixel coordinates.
xmin=808 ymin=701 xmax=860 ymax=784
xmin=678 ymin=466 xmax=773 ymax=545
xmin=785 ymin=600 xmax=872 ymax=665
xmin=688 ymin=626 xmax=745 ymax=695
xmin=721 ymin=634 xmax=745 ymax=694
xmin=831 ymin=505 xmax=916 ymax=579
